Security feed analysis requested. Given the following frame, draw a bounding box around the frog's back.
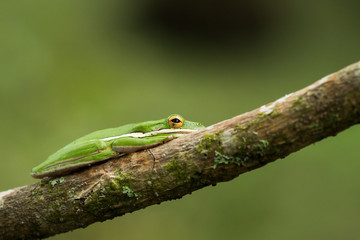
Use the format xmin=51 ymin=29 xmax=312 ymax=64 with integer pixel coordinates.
xmin=72 ymin=126 xmax=131 ymax=143
xmin=69 ymin=119 xmax=166 ymax=145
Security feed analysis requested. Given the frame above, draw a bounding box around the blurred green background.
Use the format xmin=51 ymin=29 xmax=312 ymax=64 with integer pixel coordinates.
xmin=1 ymin=0 xmax=360 ymax=239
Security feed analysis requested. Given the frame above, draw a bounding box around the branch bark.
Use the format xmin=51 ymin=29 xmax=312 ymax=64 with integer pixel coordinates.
xmin=1 ymin=61 xmax=360 ymax=240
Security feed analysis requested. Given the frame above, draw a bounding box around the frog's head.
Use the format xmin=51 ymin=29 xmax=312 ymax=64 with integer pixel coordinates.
xmin=147 ymin=114 xmax=205 ymax=132
xmin=167 ymin=114 xmax=205 ymax=130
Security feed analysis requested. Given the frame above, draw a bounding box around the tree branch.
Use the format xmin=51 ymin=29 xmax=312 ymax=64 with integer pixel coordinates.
xmin=1 ymin=61 xmax=360 ymax=239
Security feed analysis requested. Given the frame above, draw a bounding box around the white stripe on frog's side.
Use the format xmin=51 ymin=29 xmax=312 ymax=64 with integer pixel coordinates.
xmin=100 ymin=128 xmax=197 ymax=141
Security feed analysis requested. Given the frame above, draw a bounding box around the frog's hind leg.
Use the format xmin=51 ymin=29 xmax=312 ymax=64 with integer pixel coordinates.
xmin=111 ymin=135 xmax=175 ymax=153
xmin=31 ymin=140 xmax=118 ymax=178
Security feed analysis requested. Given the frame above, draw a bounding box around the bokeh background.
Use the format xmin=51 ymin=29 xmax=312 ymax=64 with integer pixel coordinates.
xmin=1 ymin=0 xmax=360 ymax=239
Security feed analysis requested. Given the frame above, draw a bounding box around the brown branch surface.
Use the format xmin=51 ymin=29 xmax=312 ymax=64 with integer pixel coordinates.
xmin=1 ymin=61 xmax=360 ymax=240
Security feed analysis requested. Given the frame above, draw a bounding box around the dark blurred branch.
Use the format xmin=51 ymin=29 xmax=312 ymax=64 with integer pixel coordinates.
xmin=1 ymin=61 xmax=360 ymax=239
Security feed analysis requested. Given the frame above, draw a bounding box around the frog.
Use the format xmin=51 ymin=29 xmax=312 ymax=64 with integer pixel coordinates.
xmin=31 ymin=114 xmax=205 ymax=178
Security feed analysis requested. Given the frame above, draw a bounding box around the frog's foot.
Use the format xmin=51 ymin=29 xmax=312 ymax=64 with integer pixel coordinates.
xmin=163 ymin=135 xmax=176 ymax=142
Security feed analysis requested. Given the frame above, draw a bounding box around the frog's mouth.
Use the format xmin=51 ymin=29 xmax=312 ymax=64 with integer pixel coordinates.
xmin=101 ymin=129 xmax=198 ymax=141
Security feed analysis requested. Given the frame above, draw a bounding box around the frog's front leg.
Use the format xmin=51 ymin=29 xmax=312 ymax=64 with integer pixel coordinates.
xmin=31 ymin=140 xmax=118 ymax=178
xmin=111 ymin=135 xmax=176 ymax=153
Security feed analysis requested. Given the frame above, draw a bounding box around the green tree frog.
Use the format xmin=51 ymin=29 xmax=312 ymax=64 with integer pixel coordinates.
xmin=31 ymin=114 xmax=205 ymax=178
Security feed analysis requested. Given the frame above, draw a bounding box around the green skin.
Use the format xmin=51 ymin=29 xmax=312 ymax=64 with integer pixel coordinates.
xmin=31 ymin=115 xmax=205 ymax=178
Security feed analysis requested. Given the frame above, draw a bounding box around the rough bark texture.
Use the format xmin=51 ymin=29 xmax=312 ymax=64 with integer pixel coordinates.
xmin=1 ymin=61 xmax=360 ymax=240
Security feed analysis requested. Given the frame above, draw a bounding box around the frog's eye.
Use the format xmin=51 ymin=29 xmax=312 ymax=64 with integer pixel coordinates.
xmin=168 ymin=115 xmax=184 ymax=128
